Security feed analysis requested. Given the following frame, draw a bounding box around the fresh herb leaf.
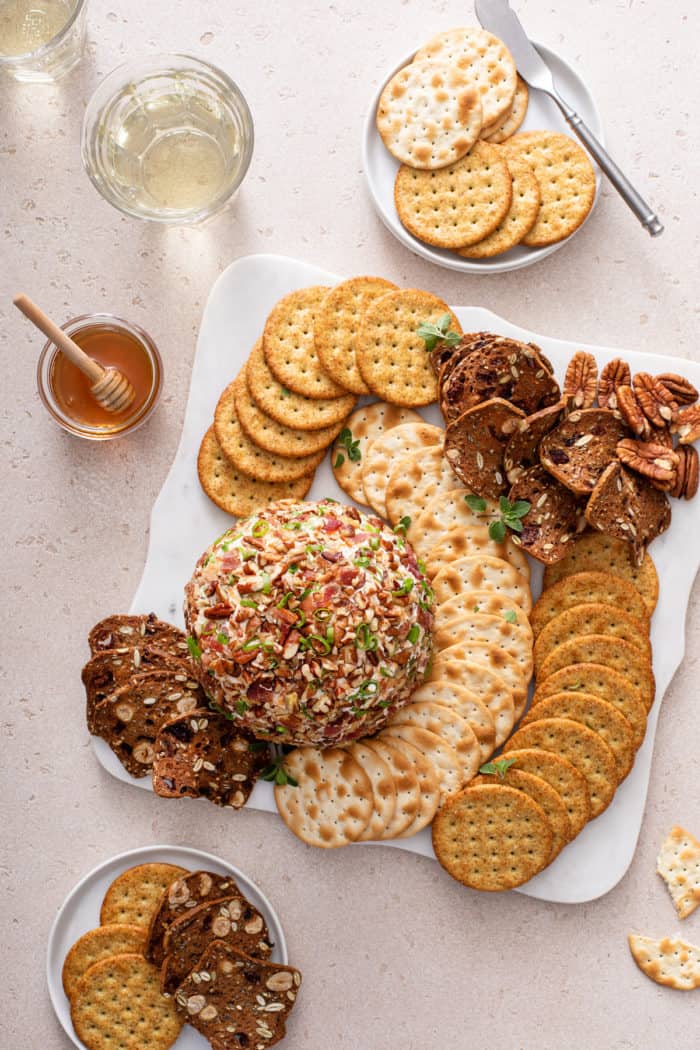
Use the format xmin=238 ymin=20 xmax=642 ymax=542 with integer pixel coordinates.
xmin=334 ymin=452 xmax=345 ymax=469
xmin=502 ymin=609 xmax=517 ymax=624
xmin=465 ymin=494 xmax=488 ymax=514
xmin=186 ymin=636 xmax=202 ymax=661
xmin=280 ymin=387 xmax=291 ymax=397
xmin=260 ymin=758 xmax=297 ymax=787
xmin=416 ymin=313 xmax=461 ymax=352
xmin=336 ymin=427 xmax=361 ymax=463
xmin=479 ymin=757 xmax=516 ymax=780
xmin=488 ymin=519 xmax=507 ymax=542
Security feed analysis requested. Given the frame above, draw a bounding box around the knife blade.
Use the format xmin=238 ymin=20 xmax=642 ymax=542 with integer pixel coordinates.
xmin=474 ymin=0 xmax=664 ymax=236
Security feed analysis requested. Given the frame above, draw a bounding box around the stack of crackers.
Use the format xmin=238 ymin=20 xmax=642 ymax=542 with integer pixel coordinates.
xmin=198 ymin=279 xmax=466 ymax=516
xmin=376 ymin=26 xmax=596 ymax=257
xmin=64 ymin=863 xmax=302 ymax=1049
xmin=83 ymin=613 xmax=269 ymax=806
xmin=430 ymin=530 xmax=656 ymax=890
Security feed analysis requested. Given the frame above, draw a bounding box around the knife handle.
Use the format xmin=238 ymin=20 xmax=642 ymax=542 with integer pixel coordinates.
xmin=552 ymin=95 xmax=664 ymax=237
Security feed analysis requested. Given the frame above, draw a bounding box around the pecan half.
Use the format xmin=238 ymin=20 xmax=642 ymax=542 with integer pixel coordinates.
xmin=656 ymin=373 xmax=698 ymax=406
xmin=617 ymin=438 xmax=679 ymax=490
xmin=671 ymin=403 xmax=700 ymax=445
xmin=563 ymin=351 xmax=598 ymax=410
xmin=683 ymin=445 xmax=699 ymax=499
xmin=616 ymin=385 xmax=652 ymax=439
xmin=598 ymin=358 xmax=631 ymax=410
xmin=633 ymin=372 xmax=679 ymax=427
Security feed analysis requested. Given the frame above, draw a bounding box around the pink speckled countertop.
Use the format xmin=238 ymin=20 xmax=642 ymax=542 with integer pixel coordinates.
xmin=2 ymin=2 xmax=699 ymax=1047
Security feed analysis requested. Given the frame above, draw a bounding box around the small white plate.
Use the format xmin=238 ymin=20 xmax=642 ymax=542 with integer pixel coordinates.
xmin=362 ymin=41 xmax=604 ymax=274
xmin=47 ymin=844 xmax=288 ymax=1050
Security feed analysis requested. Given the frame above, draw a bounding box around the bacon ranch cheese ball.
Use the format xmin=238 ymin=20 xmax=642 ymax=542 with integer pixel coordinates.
xmin=185 ymin=499 xmax=434 ymax=746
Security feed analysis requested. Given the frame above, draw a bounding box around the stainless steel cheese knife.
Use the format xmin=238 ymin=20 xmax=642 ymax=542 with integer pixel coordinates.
xmin=475 ymin=0 xmax=664 ymax=236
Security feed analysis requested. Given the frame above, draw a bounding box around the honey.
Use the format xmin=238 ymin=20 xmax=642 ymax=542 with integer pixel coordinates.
xmin=37 ymin=314 xmax=162 ymax=439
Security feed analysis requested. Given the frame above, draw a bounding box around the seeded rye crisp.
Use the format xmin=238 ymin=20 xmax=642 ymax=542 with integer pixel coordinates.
xmin=185 ymin=499 xmax=434 ymax=747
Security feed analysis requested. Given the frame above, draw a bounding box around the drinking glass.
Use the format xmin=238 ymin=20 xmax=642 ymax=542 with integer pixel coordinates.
xmin=81 ymin=53 xmax=254 ymax=224
xmin=0 ymin=0 xmax=88 ymax=82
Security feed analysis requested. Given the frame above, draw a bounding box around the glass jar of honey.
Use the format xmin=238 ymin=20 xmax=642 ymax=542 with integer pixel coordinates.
xmin=37 ymin=314 xmax=163 ymax=439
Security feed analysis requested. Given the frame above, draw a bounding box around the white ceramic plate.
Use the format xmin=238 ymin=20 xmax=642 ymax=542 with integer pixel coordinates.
xmin=362 ymin=41 xmax=604 ymax=273
xmin=92 ymin=253 xmax=700 ymax=904
xmin=47 ymin=844 xmax=288 ymax=1050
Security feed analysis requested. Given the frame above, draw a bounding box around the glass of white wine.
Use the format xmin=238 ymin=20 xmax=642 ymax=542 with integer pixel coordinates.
xmin=81 ymin=54 xmax=254 ymax=224
xmin=0 ymin=0 xmax=88 ymax=81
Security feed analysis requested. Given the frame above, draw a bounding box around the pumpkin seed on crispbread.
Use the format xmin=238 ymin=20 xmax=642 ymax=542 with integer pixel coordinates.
xmin=432 ymin=783 xmax=552 ymax=891
xmin=531 ymin=663 xmax=647 ymax=751
xmin=585 ymin=460 xmax=671 ymax=565
xmin=539 ymin=408 xmax=628 ymax=496
xmin=520 ymin=692 xmax=635 ymax=782
xmin=504 ymin=401 xmax=566 ymax=485
xmin=530 ymin=570 xmax=650 ymax=638
xmin=533 ymin=602 xmax=651 ymax=676
xmin=444 ymin=397 xmax=525 ymax=498
xmin=508 ymin=465 xmax=583 ymax=564
xmin=542 ymin=532 xmax=659 ymax=613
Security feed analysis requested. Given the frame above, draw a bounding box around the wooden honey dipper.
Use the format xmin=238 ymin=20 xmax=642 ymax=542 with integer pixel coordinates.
xmin=14 ymin=293 xmax=135 ymax=413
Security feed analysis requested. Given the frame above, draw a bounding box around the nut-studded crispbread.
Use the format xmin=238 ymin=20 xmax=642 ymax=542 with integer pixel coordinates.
xmin=539 ymin=408 xmax=628 ymax=495
xmin=62 ymin=925 xmax=147 ymax=1001
xmin=379 ymin=724 xmax=463 ymax=799
xmin=89 ymin=615 xmax=190 ymax=657
xmin=173 ymin=942 xmax=302 ymax=1047
xmin=532 ymin=662 xmax=647 ymax=751
xmin=407 ymin=488 xmax=499 ymax=558
xmin=385 ymin=444 xmax=459 ymax=527
xmin=497 ymin=747 xmax=591 ymax=837
xmin=197 ymin=426 xmax=313 ymax=517
xmin=376 ymin=59 xmax=483 ymax=169
xmin=434 ymin=589 xmax=530 ymax=634
xmin=274 ymin=746 xmax=373 ymax=848
xmin=232 ymin=370 xmax=343 ymax=456
xmin=628 ymin=933 xmax=700 ymax=991
xmin=262 ymin=285 xmax=347 ymax=399
xmin=214 ymin=388 xmax=325 ymax=482
xmin=83 ymin=647 xmax=196 ymax=735
xmin=432 ymin=783 xmax=552 ymax=891
xmin=458 ymin=152 xmax=541 ymax=258
xmin=435 ymin=612 xmax=533 ymax=682
xmin=160 ymin=895 xmax=273 ymax=996
xmin=152 ymin=709 xmax=268 ymax=808
xmin=100 ymin=864 xmax=189 ymax=928
xmin=483 ymin=76 xmax=528 ymax=143
xmin=331 ymin=402 xmax=423 ymax=505
xmin=361 ymin=421 xmax=444 ymax=518
xmin=542 ymin=532 xmax=659 ymax=613
xmin=394 ymin=142 xmax=512 ymax=249
xmin=434 ymin=637 xmax=529 ymax=719
xmin=502 ymin=131 xmax=596 ymax=246
xmin=347 ymin=739 xmax=398 ymax=841
xmin=314 ymin=276 xmax=398 ymax=394
xmin=505 ymin=716 xmax=618 ymax=817
xmin=585 ymin=460 xmax=671 ymax=564
xmin=92 ymin=671 xmax=206 ymax=778
xmin=530 ymin=570 xmax=650 ymax=638
xmin=533 ymin=603 xmax=651 ymax=676
xmin=71 ymin=954 xmax=183 ymax=1050
xmin=409 ymin=680 xmax=496 ymax=762
xmin=504 ymin=402 xmax=566 ymax=485
xmin=439 ymin=338 xmax=560 ymax=424
xmin=356 ymin=289 xmax=462 ymax=406
xmin=146 ymin=871 xmax=243 ymax=966
xmin=432 ymin=554 xmax=532 ymax=612
xmin=245 ymin=340 xmax=356 ymax=432
xmin=472 ymin=768 xmax=571 ymax=860
xmin=657 ymin=826 xmax=700 ymax=920
xmin=507 ymin=465 xmax=583 ymax=564
xmin=385 ymin=701 xmax=481 ymax=784
xmin=426 ymin=524 xmax=531 ymax=582
xmin=427 ymin=657 xmax=515 ymax=747
xmin=444 ymin=397 xmax=525 ymax=498
xmin=415 ymin=27 xmax=517 ymax=129
xmin=521 ymin=692 xmax=635 ymax=783
xmin=363 ymin=737 xmax=439 ymax=839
